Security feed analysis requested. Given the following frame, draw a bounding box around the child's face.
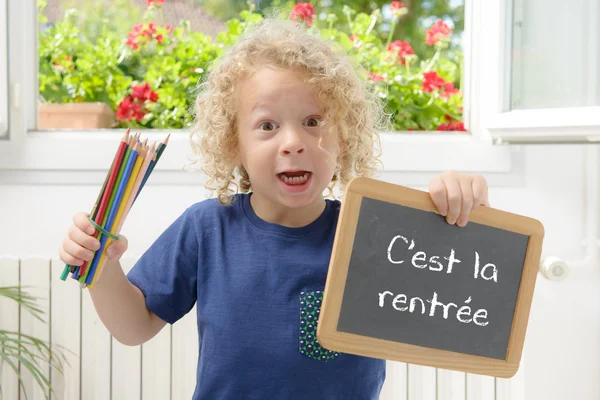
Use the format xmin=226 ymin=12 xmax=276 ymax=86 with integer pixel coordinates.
xmin=235 ymin=66 xmax=338 ymax=210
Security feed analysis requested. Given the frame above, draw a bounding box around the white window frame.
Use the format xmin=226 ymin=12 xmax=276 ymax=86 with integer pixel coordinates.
xmin=485 ymin=0 xmax=600 ymax=144
xmin=0 ymin=0 xmax=8 ymax=138
xmin=0 ymin=0 xmax=523 ymax=186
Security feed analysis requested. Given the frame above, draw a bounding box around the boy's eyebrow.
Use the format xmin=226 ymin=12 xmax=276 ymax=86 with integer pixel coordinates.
xmin=250 ymin=101 xmax=270 ymax=113
xmin=249 ymin=100 xmax=323 ymax=115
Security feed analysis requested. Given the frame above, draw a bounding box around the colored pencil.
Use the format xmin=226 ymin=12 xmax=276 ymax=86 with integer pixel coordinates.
xmin=74 ymin=132 xmax=130 ymax=279
xmin=133 ymin=134 xmax=169 ymax=204
xmin=79 ymin=140 xmax=136 ymax=282
xmin=84 ymin=142 xmax=140 ymax=285
xmin=61 ymin=130 xmax=130 ymax=281
xmin=62 ymin=132 xmax=169 ymax=287
xmin=89 ymin=143 xmax=147 ymax=288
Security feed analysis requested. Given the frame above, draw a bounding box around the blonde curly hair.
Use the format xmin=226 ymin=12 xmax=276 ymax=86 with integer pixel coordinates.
xmin=189 ymin=17 xmax=392 ymax=205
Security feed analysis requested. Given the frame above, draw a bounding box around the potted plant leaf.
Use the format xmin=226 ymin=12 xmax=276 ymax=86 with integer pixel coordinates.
xmin=0 ymin=285 xmax=67 ymax=399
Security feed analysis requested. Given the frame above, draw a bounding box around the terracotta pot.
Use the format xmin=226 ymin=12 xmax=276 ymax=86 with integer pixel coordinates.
xmin=38 ymin=102 xmax=116 ymax=129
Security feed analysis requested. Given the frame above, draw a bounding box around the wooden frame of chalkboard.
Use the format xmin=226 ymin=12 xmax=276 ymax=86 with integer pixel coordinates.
xmin=317 ymin=177 xmax=544 ymax=378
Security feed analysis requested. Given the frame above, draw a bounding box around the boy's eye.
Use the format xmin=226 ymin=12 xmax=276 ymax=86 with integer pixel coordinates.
xmin=258 ymin=122 xmax=278 ymax=131
xmin=304 ymin=117 xmax=322 ymax=127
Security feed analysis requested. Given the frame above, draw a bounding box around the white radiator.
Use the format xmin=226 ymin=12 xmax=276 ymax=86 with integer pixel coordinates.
xmin=0 ymin=257 xmax=523 ymax=400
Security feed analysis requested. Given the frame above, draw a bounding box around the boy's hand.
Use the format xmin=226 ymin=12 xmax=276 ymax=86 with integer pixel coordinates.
xmin=428 ymin=171 xmax=489 ymax=227
xmin=59 ymin=212 xmax=128 ymax=266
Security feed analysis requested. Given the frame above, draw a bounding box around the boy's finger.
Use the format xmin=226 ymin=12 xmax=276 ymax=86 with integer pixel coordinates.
xmin=68 ymin=224 xmax=101 ymax=251
xmin=457 ymin=179 xmax=473 ymax=227
xmin=59 ymin=245 xmax=83 ymax=266
xmin=73 ymin=212 xmax=96 ymax=235
xmin=428 ymin=176 xmax=448 ymax=216
xmin=63 ymin=240 xmax=96 ymax=262
xmin=472 ymin=175 xmax=490 ymax=207
xmin=443 ymin=177 xmax=462 ymax=225
xmin=106 ymin=235 xmax=128 ymax=258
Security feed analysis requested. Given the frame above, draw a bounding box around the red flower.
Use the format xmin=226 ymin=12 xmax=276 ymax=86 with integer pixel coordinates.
xmin=387 ymin=40 xmax=415 ymax=65
xmin=369 ymin=72 xmax=385 ymax=82
xmin=126 ymin=24 xmax=142 ymax=49
xmin=146 ymin=0 xmax=165 ymax=7
xmin=126 ymin=39 xmax=139 ymax=50
xmin=436 ymin=120 xmax=466 ymax=131
xmin=290 ymin=3 xmax=315 ymax=27
xmin=141 ymin=23 xmax=157 ymax=38
xmin=117 ymin=83 xmax=159 ymax=123
xmin=131 ymin=82 xmax=159 ymax=103
xmin=422 ymin=71 xmax=445 ymax=92
xmin=126 ymin=23 xmax=168 ymax=50
xmin=441 ymin=82 xmax=459 ymax=98
xmin=117 ymin=95 xmax=146 ymax=122
xmin=422 ymin=71 xmax=459 ymax=98
xmin=425 ymin=20 xmax=452 ymax=46
xmin=390 ymin=1 xmax=407 ymax=17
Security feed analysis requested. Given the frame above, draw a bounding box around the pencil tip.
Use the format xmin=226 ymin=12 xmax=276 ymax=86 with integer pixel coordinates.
xmin=163 ymin=133 xmax=171 ymax=145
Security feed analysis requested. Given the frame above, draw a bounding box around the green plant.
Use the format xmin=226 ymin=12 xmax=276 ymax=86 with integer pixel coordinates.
xmin=38 ymin=0 xmax=465 ymax=131
xmin=112 ymin=6 xmax=264 ymax=129
xmin=38 ymin=1 xmax=133 ymax=107
xmin=0 ymin=286 xmax=68 ymax=400
xmin=311 ymin=2 xmax=465 ymax=131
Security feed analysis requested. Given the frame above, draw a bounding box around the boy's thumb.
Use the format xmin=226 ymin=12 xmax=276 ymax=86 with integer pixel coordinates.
xmin=106 ymin=235 xmax=128 ymax=259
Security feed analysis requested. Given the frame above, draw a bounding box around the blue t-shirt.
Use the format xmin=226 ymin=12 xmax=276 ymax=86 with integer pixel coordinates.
xmin=127 ymin=193 xmax=386 ymax=399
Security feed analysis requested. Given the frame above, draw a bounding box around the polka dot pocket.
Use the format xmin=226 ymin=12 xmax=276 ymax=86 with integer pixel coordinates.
xmin=299 ymin=290 xmax=341 ymax=362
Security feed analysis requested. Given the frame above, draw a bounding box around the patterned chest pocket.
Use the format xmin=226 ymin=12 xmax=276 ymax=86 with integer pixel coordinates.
xmin=299 ymin=290 xmax=341 ymax=362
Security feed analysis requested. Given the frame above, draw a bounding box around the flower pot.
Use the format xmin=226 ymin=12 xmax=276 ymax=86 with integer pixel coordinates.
xmin=38 ymin=102 xmax=116 ymax=129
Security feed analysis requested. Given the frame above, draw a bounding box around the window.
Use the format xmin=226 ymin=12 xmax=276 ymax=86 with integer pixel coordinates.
xmin=0 ymin=1 xmax=7 ymax=138
xmin=35 ymin=0 xmax=467 ymax=133
xmin=0 ymin=0 xmax=518 ymax=181
xmin=486 ymin=0 xmax=600 ymax=143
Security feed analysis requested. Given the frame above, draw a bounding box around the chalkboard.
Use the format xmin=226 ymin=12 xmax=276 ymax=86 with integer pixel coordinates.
xmin=317 ymin=177 xmax=544 ymax=378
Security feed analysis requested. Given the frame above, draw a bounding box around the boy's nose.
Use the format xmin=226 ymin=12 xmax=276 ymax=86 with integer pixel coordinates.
xmin=281 ymin=131 xmax=306 ymax=155
xmin=282 ymin=146 xmax=305 ymax=155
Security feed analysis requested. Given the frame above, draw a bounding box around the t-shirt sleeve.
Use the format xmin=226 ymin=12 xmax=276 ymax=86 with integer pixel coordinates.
xmin=126 ymin=207 xmax=199 ymax=325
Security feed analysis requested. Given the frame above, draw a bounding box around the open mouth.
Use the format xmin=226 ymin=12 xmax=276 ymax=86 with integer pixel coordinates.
xmin=277 ymin=171 xmax=312 ymax=186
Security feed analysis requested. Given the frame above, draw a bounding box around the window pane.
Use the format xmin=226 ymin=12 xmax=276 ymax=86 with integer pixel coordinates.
xmin=37 ymin=0 xmax=465 ymax=132
xmin=510 ymin=0 xmax=600 ymax=110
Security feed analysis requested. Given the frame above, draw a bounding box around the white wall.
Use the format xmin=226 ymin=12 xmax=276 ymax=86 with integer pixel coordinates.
xmin=1 ymin=144 xmax=598 ymax=399
xmin=0 ymin=146 xmax=587 ymax=260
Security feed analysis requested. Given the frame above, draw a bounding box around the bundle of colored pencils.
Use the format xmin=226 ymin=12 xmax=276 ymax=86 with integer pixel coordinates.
xmin=60 ymin=129 xmax=170 ymax=288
